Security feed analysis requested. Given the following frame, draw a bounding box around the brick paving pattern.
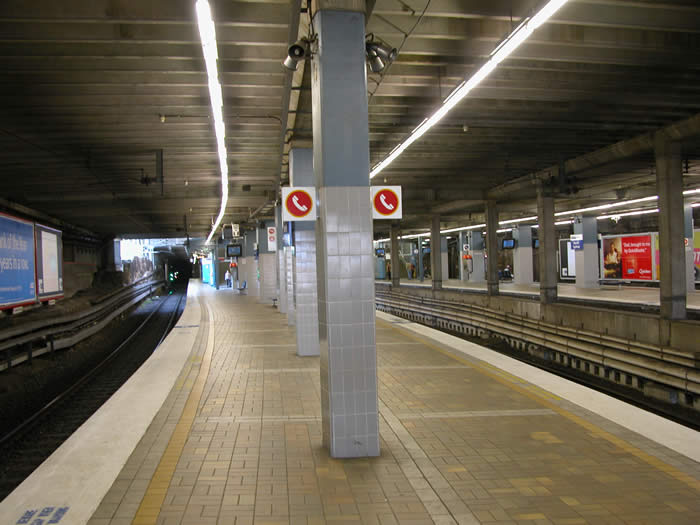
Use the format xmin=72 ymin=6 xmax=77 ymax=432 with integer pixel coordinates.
xmin=89 ymin=288 xmax=700 ymax=525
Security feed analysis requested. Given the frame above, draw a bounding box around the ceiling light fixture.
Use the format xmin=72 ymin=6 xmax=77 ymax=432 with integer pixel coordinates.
xmin=369 ymin=0 xmax=570 ymax=179
xmin=196 ymin=0 xmax=229 ymax=245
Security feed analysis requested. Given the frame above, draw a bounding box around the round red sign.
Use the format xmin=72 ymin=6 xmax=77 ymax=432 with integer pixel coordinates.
xmin=374 ymin=188 xmax=399 ymax=216
xmin=285 ymin=189 xmax=313 ymax=218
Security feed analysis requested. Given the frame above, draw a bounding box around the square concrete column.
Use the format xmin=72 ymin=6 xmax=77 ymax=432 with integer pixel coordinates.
xmin=441 ymin=236 xmax=449 ymax=282
xmin=390 ymin=223 xmax=400 ymax=287
xmin=430 ymin=215 xmax=442 ymax=290
xmin=655 ymin=134 xmax=687 ymax=319
xmin=290 ymin=148 xmax=320 ymax=356
xmin=311 ymin=4 xmax=379 ymax=458
xmin=485 ymin=200 xmax=500 ymax=295
xmin=684 ymin=204 xmax=695 ymax=293
xmin=276 ymin=205 xmax=288 ymax=313
xmin=418 ymin=236 xmax=424 ymax=281
xmin=537 ymin=182 xmax=558 ymax=303
xmin=574 ymin=216 xmax=598 ymax=289
xmin=286 ymin=245 xmax=296 ymax=325
xmin=513 ymin=225 xmax=533 ymax=285
xmin=470 ymin=231 xmax=486 ymax=283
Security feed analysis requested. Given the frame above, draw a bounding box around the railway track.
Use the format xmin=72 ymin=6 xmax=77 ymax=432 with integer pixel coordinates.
xmin=0 ymin=287 xmax=186 ymax=500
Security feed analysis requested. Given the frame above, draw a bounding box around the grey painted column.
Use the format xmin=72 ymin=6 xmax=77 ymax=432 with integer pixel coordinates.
xmin=286 ymin=245 xmax=296 ymax=325
xmin=513 ymin=225 xmax=533 ymax=285
xmin=537 ymin=183 xmax=558 ymax=303
xmin=574 ymin=216 xmax=598 ymax=289
xmin=430 ymin=215 xmax=442 ymax=290
xmin=311 ymin=3 xmax=379 ymax=458
xmin=417 ymin=236 xmax=424 ymax=281
xmin=485 ymin=200 xmax=499 ymax=295
xmin=390 ymin=223 xmax=400 ymax=287
xmin=458 ymin=231 xmax=466 ymax=281
xmin=290 ymin=148 xmax=320 ymax=356
xmin=470 ymin=231 xmax=486 ymax=283
xmin=276 ymin=205 xmax=288 ymax=313
xmin=655 ymin=134 xmax=686 ymax=319
xmin=441 ymin=237 xmax=449 ymax=282
xmin=685 ymin=204 xmax=695 ymax=292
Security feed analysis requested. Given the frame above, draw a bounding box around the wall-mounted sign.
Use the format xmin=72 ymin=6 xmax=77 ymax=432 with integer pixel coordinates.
xmin=371 ymin=186 xmax=402 ymax=219
xmin=571 ymin=240 xmax=583 ymax=250
xmin=267 ymin=226 xmax=277 ymax=252
xmin=282 ymin=187 xmax=316 ymax=221
xmin=0 ymin=213 xmax=37 ymax=309
xmin=35 ymin=223 xmax=63 ymax=300
xmin=601 ymin=234 xmax=653 ymax=281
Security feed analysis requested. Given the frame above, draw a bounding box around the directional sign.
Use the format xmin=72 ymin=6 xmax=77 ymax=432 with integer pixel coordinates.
xmin=282 ymin=187 xmax=316 ymax=221
xmin=267 ymin=226 xmax=277 ymax=252
xmin=371 ymin=186 xmax=402 ymax=219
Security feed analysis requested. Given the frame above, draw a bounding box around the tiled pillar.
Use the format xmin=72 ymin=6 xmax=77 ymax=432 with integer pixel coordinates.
xmin=684 ymin=204 xmax=695 ymax=293
xmin=513 ymin=225 xmax=533 ymax=285
xmin=286 ymin=245 xmax=296 ymax=325
xmin=390 ymin=223 xmax=400 ymax=287
xmin=574 ymin=216 xmax=598 ymax=289
xmin=486 ymin=200 xmax=499 ymax=295
xmin=537 ymin=182 xmax=558 ymax=304
xmin=469 ymin=231 xmax=486 ymax=282
xmin=290 ymin=148 xmax=320 ymax=357
xmin=276 ymin=205 xmax=288 ymax=313
xmin=430 ymin=215 xmax=442 ymax=290
xmin=655 ymin=134 xmax=686 ymax=319
xmin=311 ymin=3 xmax=379 ymax=458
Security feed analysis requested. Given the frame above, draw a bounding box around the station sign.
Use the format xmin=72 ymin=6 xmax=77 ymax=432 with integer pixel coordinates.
xmin=267 ymin=226 xmax=277 ymax=252
xmin=282 ymin=187 xmax=316 ymax=222
xmin=371 ymin=186 xmax=402 ymax=219
xmin=571 ymin=240 xmax=583 ymax=250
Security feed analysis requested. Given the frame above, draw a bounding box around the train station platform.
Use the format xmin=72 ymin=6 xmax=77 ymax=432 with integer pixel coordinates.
xmin=381 ymin=279 xmax=700 ymax=312
xmin=1 ymin=280 xmax=699 ymax=525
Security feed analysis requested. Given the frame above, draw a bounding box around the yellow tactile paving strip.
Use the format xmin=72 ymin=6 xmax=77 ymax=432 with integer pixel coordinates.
xmin=89 ymin=286 xmax=700 ymax=525
xmin=131 ymin=304 xmax=215 ymax=525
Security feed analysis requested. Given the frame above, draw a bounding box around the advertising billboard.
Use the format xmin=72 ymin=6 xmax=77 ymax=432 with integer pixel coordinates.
xmin=0 ymin=213 xmax=37 ymax=308
xmin=35 ymin=224 xmax=64 ymax=300
xmin=601 ymin=233 xmax=653 ymax=281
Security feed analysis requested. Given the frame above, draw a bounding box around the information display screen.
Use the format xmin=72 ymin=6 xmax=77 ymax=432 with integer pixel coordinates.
xmin=226 ymin=244 xmax=242 ymax=257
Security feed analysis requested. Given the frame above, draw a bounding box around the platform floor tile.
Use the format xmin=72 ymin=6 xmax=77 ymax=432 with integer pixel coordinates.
xmin=90 ymin=285 xmax=700 ymax=525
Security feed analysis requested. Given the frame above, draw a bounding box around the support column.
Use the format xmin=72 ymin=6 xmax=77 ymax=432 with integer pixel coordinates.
xmin=441 ymin=236 xmax=449 ymax=283
xmin=430 ymin=215 xmax=442 ymax=290
xmin=685 ymin=204 xmax=695 ymax=293
xmin=513 ymin=225 xmax=533 ymax=285
xmin=537 ymin=182 xmax=558 ymax=304
xmin=390 ymin=222 xmax=400 ymax=287
xmin=470 ymin=231 xmax=486 ymax=283
xmin=311 ymin=1 xmax=379 ymax=458
xmin=417 ymin=236 xmax=424 ymax=281
xmin=656 ymin=134 xmax=687 ymax=319
xmin=276 ymin=205 xmax=288 ymax=313
xmin=485 ymin=200 xmax=499 ymax=295
xmin=286 ymin=244 xmax=295 ymax=325
xmin=574 ymin=217 xmax=598 ymax=289
xmin=290 ymin=148 xmax=320 ymax=356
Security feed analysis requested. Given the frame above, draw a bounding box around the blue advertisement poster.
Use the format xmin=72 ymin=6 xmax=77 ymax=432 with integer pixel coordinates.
xmin=0 ymin=214 xmax=36 ymax=308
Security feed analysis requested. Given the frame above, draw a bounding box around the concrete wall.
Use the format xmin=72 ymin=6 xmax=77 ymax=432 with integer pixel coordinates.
xmin=386 ymin=284 xmax=700 ymax=354
xmin=62 ymin=241 xmax=99 ymax=298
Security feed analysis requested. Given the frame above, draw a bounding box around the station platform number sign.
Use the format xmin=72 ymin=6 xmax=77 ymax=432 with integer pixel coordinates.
xmin=282 ymin=187 xmax=316 ymax=222
xmin=371 ymin=186 xmax=402 ymax=219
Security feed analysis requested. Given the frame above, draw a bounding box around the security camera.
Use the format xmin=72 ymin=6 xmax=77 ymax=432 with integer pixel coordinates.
xmin=283 ymin=39 xmax=310 ymax=71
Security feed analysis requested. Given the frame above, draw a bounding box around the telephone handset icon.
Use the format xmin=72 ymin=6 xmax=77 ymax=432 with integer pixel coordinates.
xmin=292 ymin=195 xmax=308 ymax=212
xmin=380 ymin=193 xmax=395 ymax=210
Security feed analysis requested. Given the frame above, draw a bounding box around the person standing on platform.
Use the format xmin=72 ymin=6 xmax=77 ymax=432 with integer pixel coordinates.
xmin=224 ymin=269 xmax=231 ymax=288
xmin=386 ymin=260 xmax=391 ymax=280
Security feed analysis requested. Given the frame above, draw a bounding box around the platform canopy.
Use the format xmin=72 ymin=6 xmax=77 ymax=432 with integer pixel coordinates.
xmin=0 ymin=0 xmax=699 ymax=237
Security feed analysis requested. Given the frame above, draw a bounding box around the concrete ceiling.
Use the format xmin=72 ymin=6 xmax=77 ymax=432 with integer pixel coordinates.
xmin=1 ymin=0 xmax=699 ymax=240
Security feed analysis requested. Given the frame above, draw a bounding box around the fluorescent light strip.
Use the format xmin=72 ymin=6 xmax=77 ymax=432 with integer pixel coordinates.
xmin=197 ymin=0 xmax=229 ymax=245
xmin=369 ymin=0 xmax=570 ymax=178
xmin=555 ymin=195 xmax=658 ymax=216
xmin=596 ymin=208 xmax=659 ymax=220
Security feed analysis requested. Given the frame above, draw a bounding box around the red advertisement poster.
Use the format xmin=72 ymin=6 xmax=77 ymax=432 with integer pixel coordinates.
xmin=621 ymin=235 xmax=652 ymax=280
